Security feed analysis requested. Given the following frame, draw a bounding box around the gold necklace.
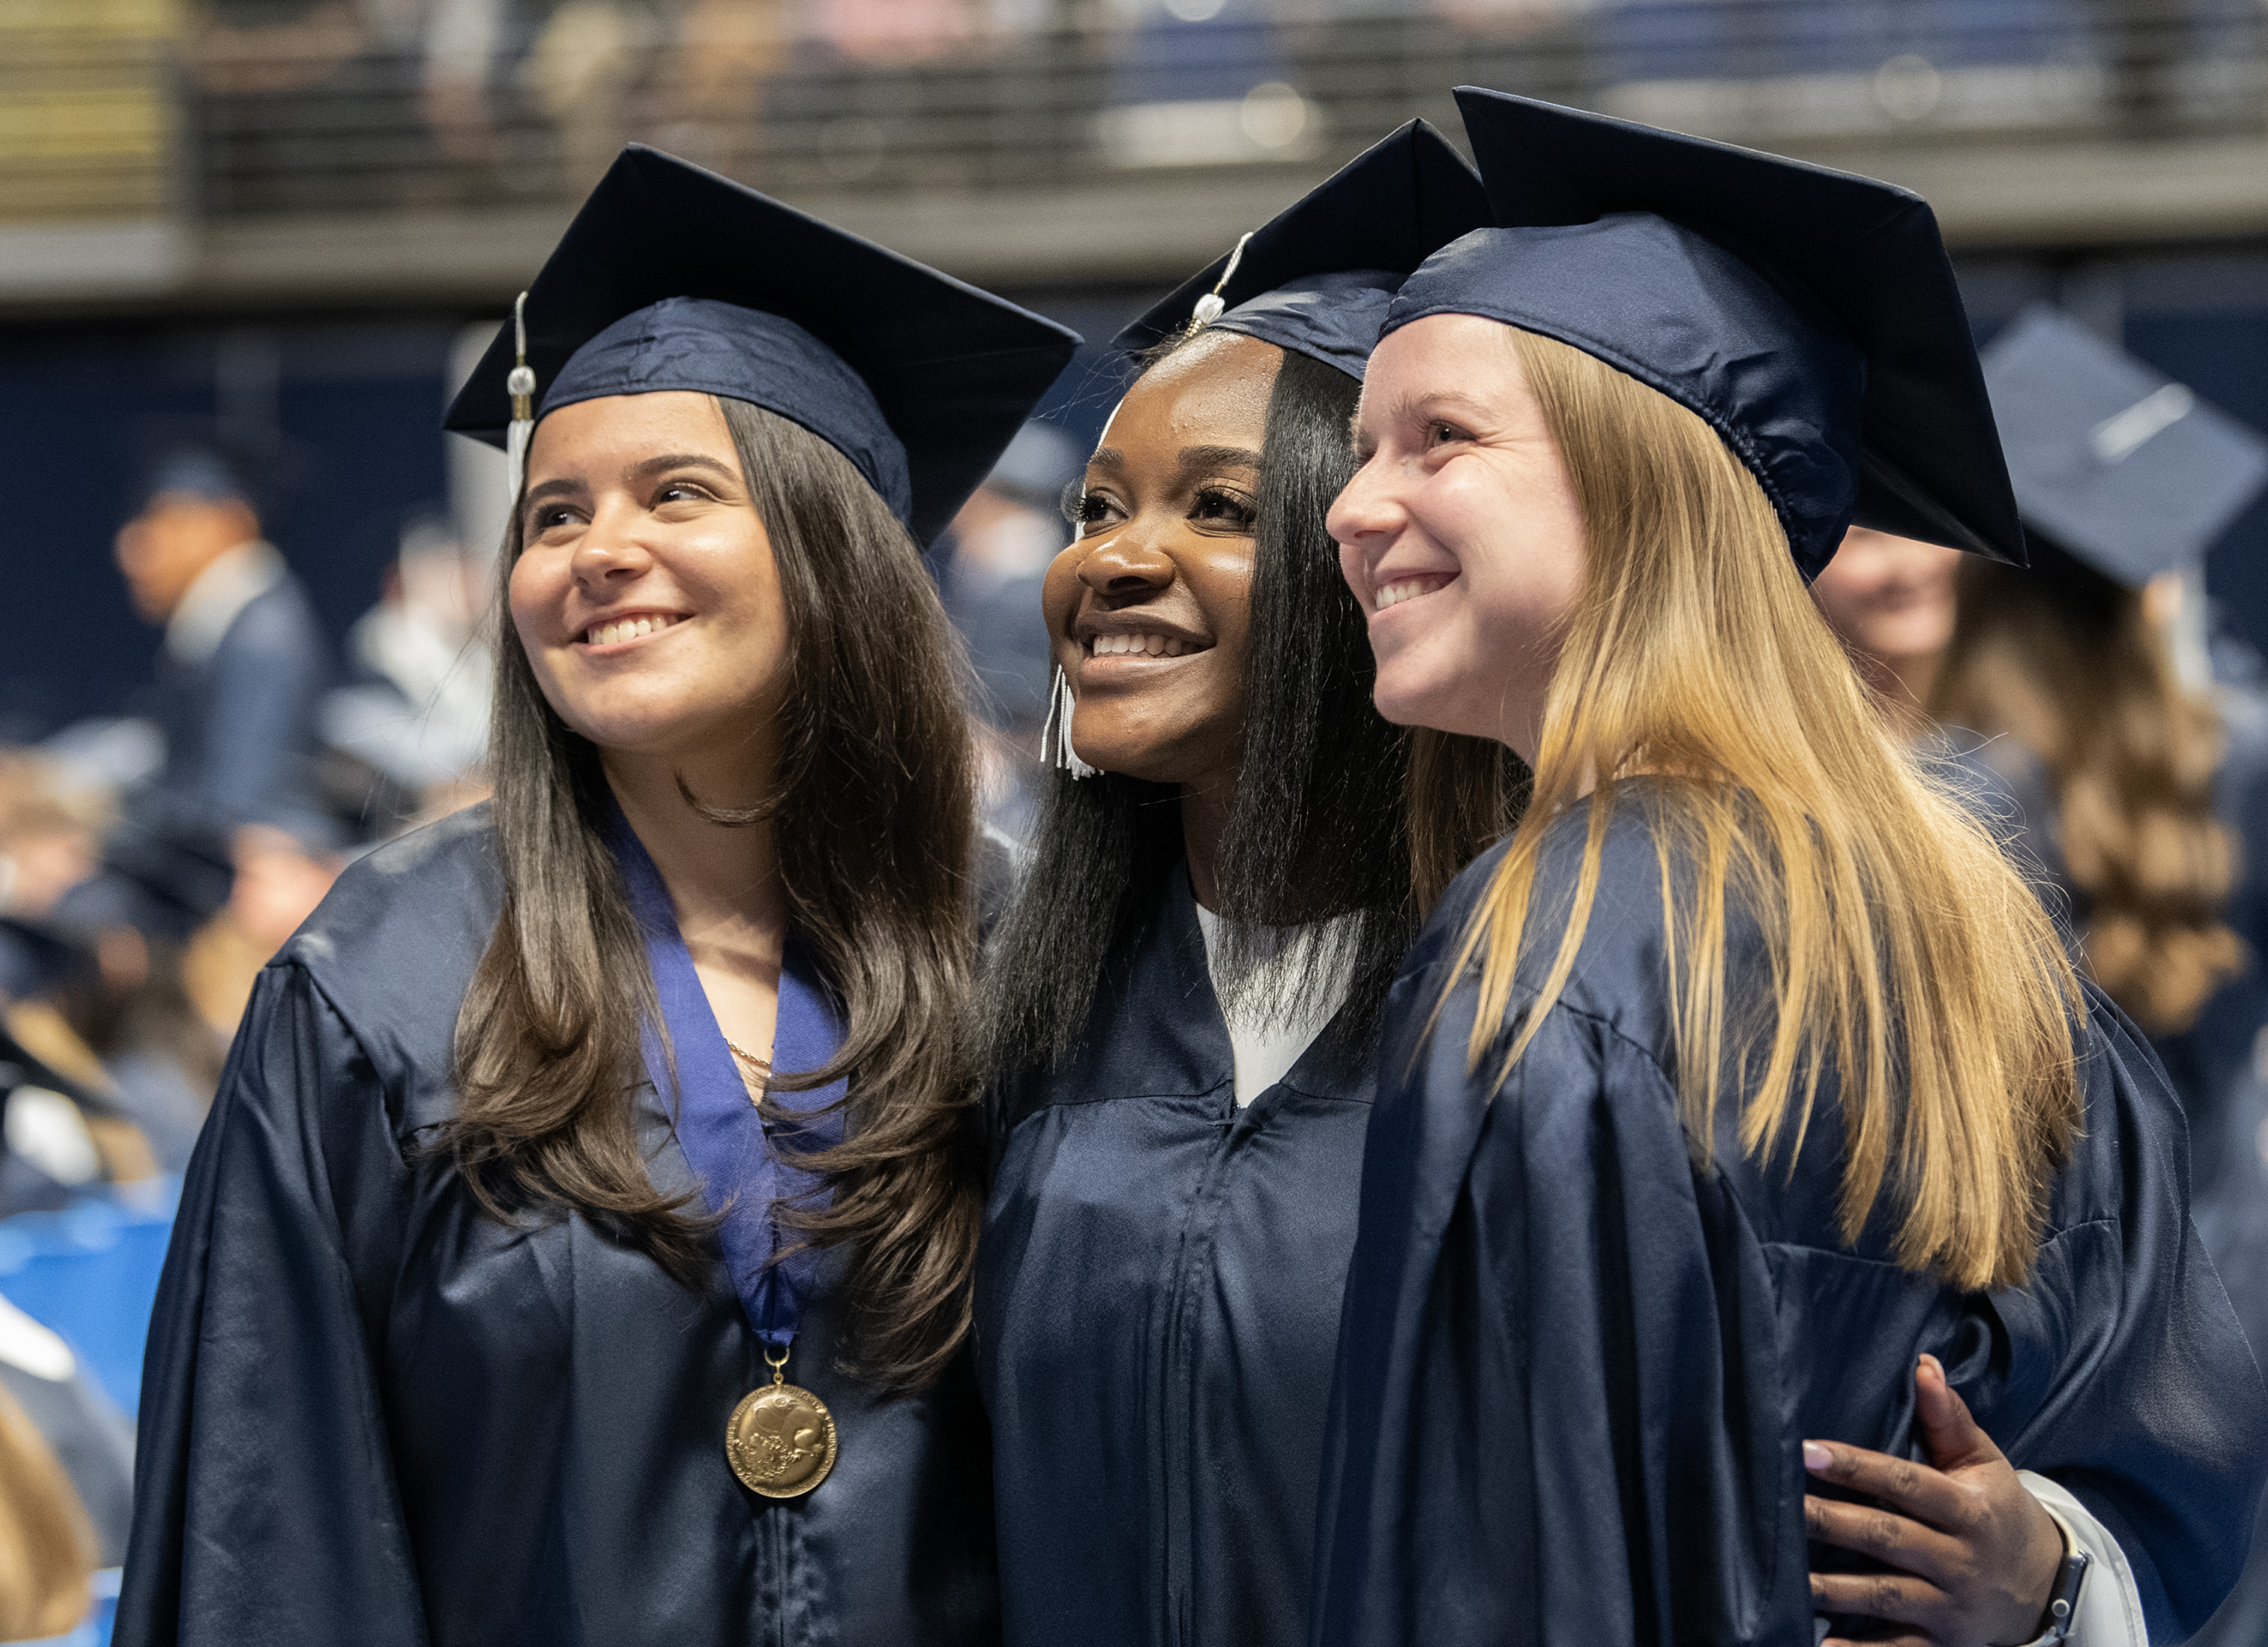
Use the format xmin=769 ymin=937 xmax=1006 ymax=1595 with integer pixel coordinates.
xmin=723 ymin=1036 xmax=774 ymax=1075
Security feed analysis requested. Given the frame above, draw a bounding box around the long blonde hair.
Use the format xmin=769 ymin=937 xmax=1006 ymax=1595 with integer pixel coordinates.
xmin=1933 ymin=554 xmax=2244 ymax=1034
xmin=0 ymin=1380 xmax=93 ymax=1641
xmin=1446 ymin=328 xmax=2084 ymax=1291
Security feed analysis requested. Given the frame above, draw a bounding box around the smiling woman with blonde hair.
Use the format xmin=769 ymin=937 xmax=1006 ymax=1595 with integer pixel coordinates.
xmin=1314 ymin=92 xmax=2268 ymax=1647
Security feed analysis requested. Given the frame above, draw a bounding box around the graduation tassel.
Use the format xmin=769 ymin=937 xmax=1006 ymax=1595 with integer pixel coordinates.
xmin=1189 ymin=231 xmax=1254 ymax=331
xmin=1042 ymin=664 xmax=1098 ymax=780
xmin=506 ymin=291 xmax=537 ymax=501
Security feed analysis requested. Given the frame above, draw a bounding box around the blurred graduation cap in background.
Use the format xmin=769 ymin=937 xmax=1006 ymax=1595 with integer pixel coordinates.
xmin=445 ymin=145 xmax=1082 ymax=548
xmin=1115 ymin=118 xmax=1489 ymax=381
xmin=139 ymin=448 xmax=253 ymax=511
xmin=1384 ymin=87 xmax=2024 ymax=582
xmin=1981 ymin=304 xmax=2268 ymax=588
xmin=123 ymin=433 xmax=285 ymax=524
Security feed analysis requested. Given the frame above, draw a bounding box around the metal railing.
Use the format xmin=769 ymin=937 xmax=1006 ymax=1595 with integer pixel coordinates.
xmin=1 ymin=0 xmax=2263 ymax=301
xmin=44 ymin=3 xmax=2268 ymax=218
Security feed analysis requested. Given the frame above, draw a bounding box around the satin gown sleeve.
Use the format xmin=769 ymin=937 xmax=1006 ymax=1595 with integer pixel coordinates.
xmin=1314 ymin=810 xmax=2268 ymax=1647
xmin=117 ymin=958 xmax=428 ymax=1647
xmin=1313 ymin=966 xmax=1802 ymax=1647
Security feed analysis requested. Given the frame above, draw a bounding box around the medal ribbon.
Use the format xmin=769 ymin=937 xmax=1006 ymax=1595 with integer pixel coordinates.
xmin=612 ymin=812 xmax=846 ymax=1355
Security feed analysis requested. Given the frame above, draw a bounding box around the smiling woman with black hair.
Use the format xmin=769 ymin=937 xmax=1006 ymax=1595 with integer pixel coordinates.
xmin=972 ymin=125 xmax=1521 ymax=1647
xmin=115 ymin=149 xmax=1078 ymax=1647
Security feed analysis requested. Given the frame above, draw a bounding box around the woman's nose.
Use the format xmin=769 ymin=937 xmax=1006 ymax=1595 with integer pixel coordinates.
xmin=570 ymin=500 xmax=654 ymax=586
xmin=1075 ymin=531 xmax=1176 ymax=598
xmin=1326 ymin=462 xmax=1398 ymax=551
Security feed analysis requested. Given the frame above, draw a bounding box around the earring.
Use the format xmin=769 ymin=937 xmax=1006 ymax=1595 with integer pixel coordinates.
xmin=1042 ymin=665 xmax=1099 ymax=780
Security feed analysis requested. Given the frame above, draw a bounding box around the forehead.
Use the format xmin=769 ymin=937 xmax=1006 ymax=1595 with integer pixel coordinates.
xmin=1359 ymin=314 xmax=1531 ymax=431
xmin=1096 ymin=331 xmax=1281 ymax=462
xmin=528 ymin=390 xmax=738 ymax=470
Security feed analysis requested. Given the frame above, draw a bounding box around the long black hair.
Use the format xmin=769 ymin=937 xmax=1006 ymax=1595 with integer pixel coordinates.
xmin=981 ymin=343 xmax=1522 ymax=1077
xmin=444 ymin=396 xmax=984 ymax=1391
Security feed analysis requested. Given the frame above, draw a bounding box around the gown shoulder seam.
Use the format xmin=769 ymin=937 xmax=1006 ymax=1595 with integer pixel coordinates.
xmin=269 ymin=955 xmax=417 ymax=1147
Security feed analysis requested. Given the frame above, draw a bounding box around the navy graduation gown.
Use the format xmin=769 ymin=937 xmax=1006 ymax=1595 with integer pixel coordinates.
xmin=976 ymin=869 xmax=1373 ymax=1647
xmin=1315 ymin=785 xmax=2268 ymax=1647
xmin=1969 ymin=701 xmax=2268 ymax=1199
xmin=115 ymin=804 xmax=999 ymax=1647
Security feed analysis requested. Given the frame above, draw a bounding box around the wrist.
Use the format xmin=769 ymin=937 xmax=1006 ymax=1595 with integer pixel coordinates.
xmin=2013 ymin=1506 xmax=2090 ymax=1646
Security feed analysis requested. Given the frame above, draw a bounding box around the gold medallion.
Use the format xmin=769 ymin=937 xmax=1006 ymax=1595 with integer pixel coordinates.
xmin=727 ymin=1346 xmax=837 ymax=1498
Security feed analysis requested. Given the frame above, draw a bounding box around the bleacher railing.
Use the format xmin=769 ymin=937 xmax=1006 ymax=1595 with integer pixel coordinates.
xmin=0 ymin=0 xmax=2262 ymax=291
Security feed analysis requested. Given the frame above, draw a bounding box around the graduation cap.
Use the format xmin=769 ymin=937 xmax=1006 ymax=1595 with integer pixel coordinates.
xmin=444 ymin=146 xmax=1082 ymax=547
xmin=1112 ymin=119 xmax=1490 ymax=381
xmin=1980 ymin=304 xmax=2268 ymax=588
xmin=1383 ymin=88 xmax=2024 ymax=582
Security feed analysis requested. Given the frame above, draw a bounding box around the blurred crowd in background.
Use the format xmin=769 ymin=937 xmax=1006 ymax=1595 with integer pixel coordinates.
xmin=3 ymin=0 xmax=2268 ymax=1641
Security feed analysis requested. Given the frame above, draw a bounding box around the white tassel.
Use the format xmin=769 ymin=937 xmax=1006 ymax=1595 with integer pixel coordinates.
xmin=1042 ymin=664 xmax=1099 ymax=780
xmin=506 ymin=291 xmax=536 ymax=501
xmin=1189 ymin=231 xmax=1254 ymax=333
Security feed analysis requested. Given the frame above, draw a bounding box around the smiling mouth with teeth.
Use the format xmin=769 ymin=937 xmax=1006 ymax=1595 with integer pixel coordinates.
xmin=1373 ymin=576 xmax=1451 ymax=611
xmin=1086 ymin=632 xmax=1201 ymax=658
xmin=582 ymin=613 xmax=685 ymax=648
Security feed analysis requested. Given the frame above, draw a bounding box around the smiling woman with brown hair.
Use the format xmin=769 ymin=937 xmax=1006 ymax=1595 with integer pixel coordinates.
xmin=115 ymin=148 xmax=1077 ymax=1647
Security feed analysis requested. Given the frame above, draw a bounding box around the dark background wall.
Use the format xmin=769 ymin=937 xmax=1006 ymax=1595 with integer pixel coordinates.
xmin=0 ymin=317 xmax=458 ymax=742
xmin=0 ymin=259 xmax=2260 ymax=744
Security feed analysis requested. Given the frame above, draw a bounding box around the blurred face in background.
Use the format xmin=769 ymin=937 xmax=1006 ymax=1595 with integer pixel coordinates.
xmin=508 ymin=390 xmax=790 ymax=763
xmin=1043 ymin=329 xmax=1278 ymax=789
xmin=114 ymin=494 xmax=262 ymax=622
xmin=1811 ymin=526 xmax=1964 ymax=714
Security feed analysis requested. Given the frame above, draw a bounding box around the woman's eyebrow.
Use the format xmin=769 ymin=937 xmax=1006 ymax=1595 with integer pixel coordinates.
xmin=1173 ymin=444 xmax=1263 ymax=485
xmin=628 ymin=453 xmax=741 ymax=483
xmin=1390 ymin=391 xmax=1494 ymax=428
xmin=522 ymin=476 xmax=583 ymax=510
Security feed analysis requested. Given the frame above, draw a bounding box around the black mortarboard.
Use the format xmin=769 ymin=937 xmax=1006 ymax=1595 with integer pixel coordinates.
xmin=1112 ymin=119 xmax=1489 ymax=381
xmin=444 ymin=146 xmax=1081 ymax=547
xmin=1384 ymin=89 xmax=2024 ymax=582
xmin=1981 ymin=305 xmax=2268 ymax=588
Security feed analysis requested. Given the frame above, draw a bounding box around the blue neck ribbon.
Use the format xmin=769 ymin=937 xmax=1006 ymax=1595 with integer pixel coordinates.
xmin=612 ymin=814 xmax=847 ymax=1355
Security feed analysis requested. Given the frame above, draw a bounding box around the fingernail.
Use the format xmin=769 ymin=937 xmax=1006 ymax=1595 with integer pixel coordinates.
xmin=1803 ymin=1440 xmax=1832 ymax=1471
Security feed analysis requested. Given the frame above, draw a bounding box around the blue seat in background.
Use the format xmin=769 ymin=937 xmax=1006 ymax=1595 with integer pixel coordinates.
xmin=0 ymin=1183 xmax=179 ymax=1416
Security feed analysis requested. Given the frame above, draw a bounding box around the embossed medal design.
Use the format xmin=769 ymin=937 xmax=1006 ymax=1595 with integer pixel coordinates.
xmin=727 ymin=1346 xmax=838 ymax=1498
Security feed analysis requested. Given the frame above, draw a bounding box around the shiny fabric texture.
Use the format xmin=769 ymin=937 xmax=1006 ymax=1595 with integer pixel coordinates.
xmin=977 ymin=871 xmax=1373 ymax=1647
xmin=1210 ymin=270 xmax=1401 ymax=383
xmin=1411 ymin=87 xmax=2027 ymax=580
xmin=1981 ymin=304 xmax=2268 ymax=586
xmin=1113 ymin=119 xmax=1487 ymax=365
xmin=444 ymin=145 xmax=1081 ymax=547
xmin=543 ymin=297 xmax=915 ymax=529
xmin=1315 ymin=787 xmax=2268 ymax=1647
xmin=115 ymin=805 xmax=1000 ymax=1647
xmin=1387 ymin=213 xmax=1865 ymax=581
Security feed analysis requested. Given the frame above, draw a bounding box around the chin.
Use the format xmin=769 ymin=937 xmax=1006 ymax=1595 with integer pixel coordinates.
xmin=1368 ymin=664 xmax=1452 ymax=733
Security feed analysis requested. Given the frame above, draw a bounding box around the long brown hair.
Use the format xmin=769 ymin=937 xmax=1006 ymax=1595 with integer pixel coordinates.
xmin=1932 ymin=549 xmax=2244 ymax=1035
xmin=443 ymin=396 xmax=982 ymax=1390
xmin=1441 ymin=328 xmax=2083 ymax=1291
